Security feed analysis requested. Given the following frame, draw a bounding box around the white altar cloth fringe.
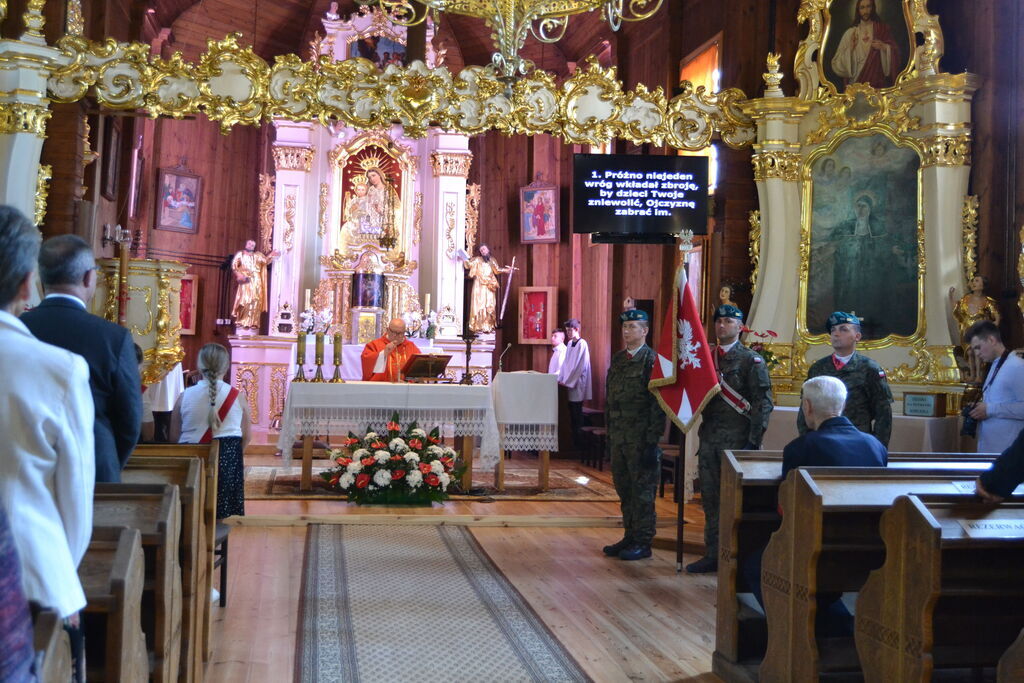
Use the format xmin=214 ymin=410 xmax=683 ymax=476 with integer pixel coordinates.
xmin=492 ymin=372 xmax=559 ymax=451
xmin=277 ymin=382 xmax=501 ymax=468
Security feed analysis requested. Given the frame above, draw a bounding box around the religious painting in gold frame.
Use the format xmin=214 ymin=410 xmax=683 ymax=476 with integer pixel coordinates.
xmin=517 ymin=286 xmax=557 ymax=345
xmin=799 ymin=128 xmax=924 ymax=348
xmin=819 ymin=0 xmax=914 ymax=94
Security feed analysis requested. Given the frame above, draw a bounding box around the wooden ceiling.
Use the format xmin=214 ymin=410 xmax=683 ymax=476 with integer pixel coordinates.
xmin=151 ymin=0 xmax=615 ymax=75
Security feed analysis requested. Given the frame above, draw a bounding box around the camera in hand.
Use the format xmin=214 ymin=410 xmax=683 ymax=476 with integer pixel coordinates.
xmin=961 ymin=403 xmax=978 ymax=438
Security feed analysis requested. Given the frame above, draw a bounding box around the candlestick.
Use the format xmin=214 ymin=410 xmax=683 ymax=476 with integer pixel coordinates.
xmin=313 ymin=332 xmax=325 ymax=382
xmin=331 ymin=332 xmax=345 ymax=383
xmin=304 ymin=288 xmax=311 ymax=310
xmin=424 ymin=293 xmax=430 ymax=314
xmin=293 ymin=332 xmax=307 ymax=382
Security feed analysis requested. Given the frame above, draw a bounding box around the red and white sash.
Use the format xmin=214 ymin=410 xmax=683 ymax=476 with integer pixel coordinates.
xmin=199 ymin=387 xmax=240 ymax=444
xmin=713 ymin=347 xmax=751 ymax=416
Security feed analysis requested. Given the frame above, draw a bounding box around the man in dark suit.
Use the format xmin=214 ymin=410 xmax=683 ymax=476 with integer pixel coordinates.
xmin=784 ymin=374 xmax=888 ymax=477
xmin=21 ymin=235 xmax=141 ymax=482
xmin=976 ymin=426 xmax=1024 ymax=502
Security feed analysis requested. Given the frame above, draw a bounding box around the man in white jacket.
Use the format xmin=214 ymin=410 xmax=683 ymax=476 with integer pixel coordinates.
xmin=558 ymin=318 xmax=592 ymax=457
xmin=0 ymin=206 xmax=95 ymax=680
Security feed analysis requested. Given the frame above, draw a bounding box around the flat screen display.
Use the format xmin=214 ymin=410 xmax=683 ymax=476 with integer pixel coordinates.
xmin=572 ymin=153 xmax=709 ymax=237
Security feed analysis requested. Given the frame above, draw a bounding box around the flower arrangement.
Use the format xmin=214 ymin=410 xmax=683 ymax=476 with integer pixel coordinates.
xmin=299 ymin=308 xmax=332 ymax=334
xmin=743 ymin=327 xmax=782 ymax=370
xmin=320 ymin=412 xmax=460 ymax=505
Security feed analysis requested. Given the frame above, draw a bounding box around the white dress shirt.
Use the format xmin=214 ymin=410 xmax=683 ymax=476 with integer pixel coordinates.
xmin=548 ymin=342 xmax=567 ymax=375
xmin=0 ymin=309 xmax=95 ymax=617
xmin=558 ymin=337 xmax=593 ymax=402
xmin=978 ymin=352 xmax=1024 ymax=453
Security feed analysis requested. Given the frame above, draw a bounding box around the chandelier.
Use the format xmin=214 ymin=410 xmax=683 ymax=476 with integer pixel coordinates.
xmin=355 ymin=0 xmax=664 ymax=79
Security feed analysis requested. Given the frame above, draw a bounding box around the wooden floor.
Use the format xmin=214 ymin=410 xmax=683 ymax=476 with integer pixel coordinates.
xmin=206 ymin=453 xmax=723 ymax=682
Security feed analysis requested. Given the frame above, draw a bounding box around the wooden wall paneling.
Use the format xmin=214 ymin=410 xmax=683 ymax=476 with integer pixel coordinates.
xmin=39 ymin=103 xmax=87 ymax=238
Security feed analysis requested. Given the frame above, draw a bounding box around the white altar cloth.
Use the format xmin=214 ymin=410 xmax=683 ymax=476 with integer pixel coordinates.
xmin=297 ymin=342 xmax=441 ymax=381
xmin=492 ymin=372 xmax=559 ymax=451
xmin=147 ymin=362 xmax=184 ymax=412
xmin=277 ymin=381 xmax=500 ymax=468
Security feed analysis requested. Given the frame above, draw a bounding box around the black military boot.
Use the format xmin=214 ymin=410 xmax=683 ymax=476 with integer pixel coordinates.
xmin=685 ymin=556 xmax=718 ymax=573
xmin=602 ymin=538 xmax=631 ymax=557
xmin=618 ymin=544 xmax=652 ymax=561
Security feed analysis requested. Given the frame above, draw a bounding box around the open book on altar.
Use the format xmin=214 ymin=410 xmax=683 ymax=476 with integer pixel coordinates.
xmin=400 ymin=353 xmax=453 ymax=381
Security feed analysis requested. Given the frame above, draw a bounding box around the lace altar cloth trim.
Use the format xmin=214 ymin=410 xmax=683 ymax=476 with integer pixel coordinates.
xmin=499 ymin=424 xmax=559 ymax=451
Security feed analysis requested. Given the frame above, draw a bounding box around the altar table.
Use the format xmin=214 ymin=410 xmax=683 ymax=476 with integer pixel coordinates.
xmin=492 ymin=372 xmax=559 ymax=491
xmin=278 ymin=382 xmax=500 ymax=491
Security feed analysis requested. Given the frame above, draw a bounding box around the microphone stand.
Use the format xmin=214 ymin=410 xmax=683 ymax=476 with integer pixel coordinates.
xmin=459 ymin=331 xmax=477 ymax=385
xmin=497 ymin=343 xmax=512 ymax=373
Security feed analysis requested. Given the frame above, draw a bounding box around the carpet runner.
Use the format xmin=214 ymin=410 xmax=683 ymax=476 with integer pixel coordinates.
xmin=295 ymin=524 xmax=591 ymax=682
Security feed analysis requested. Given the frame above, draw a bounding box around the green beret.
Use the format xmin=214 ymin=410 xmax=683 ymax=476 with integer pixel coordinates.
xmin=620 ymin=309 xmax=649 ymax=324
xmin=713 ymin=305 xmax=744 ymax=322
xmin=827 ymin=311 xmax=861 ymax=331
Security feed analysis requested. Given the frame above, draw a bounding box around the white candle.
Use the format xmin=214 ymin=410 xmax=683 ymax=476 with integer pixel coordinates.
xmin=424 ymin=293 xmax=430 ymax=314
xmin=304 ymin=288 xmax=311 ymax=310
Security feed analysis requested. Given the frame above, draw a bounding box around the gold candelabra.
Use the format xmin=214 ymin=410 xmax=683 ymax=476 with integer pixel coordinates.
xmin=312 ymin=333 xmax=326 ymax=382
xmin=293 ymin=332 xmax=308 ymax=382
xmin=331 ymin=332 xmax=346 ymax=382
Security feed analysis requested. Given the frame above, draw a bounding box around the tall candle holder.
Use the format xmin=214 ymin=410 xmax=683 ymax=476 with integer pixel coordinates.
xmin=459 ymin=332 xmax=477 ymax=385
xmin=293 ymin=332 xmax=308 ymax=382
xmin=330 ymin=332 xmax=345 ymax=383
xmin=312 ymin=332 xmax=326 ymax=382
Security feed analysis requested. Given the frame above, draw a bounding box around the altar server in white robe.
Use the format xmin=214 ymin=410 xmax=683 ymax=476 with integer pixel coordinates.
xmin=558 ymin=318 xmax=592 ymax=456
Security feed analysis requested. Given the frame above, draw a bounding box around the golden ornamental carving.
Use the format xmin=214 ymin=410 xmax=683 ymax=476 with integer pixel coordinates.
xmin=234 ymin=365 xmax=260 ymax=424
xmin=317 ymin=182 xmax=330 ymax=238
xmin=144 ymin=267 xmax=185 ymax=385
xmin=258 ymin=173 xmax=275 ymax=252
xmin=790 ymin=338 xmax=811 ymax=380
xmin=283 ymin=191 xmax=296 ymax=251
xmin=413 ymin=192 xmax=423 ymax=246
xmin=269 ymin=365 xmax=288 ymax=425
xmin=273 ymin=145 xmax=315 ymax=172
xmin=748 ymin=210 xmax=761 ymax=296
xmin=102 ymin=271 xmax=118 ymax=322
xmin=34 ymin=164 xmax=51 ymax=225
xmin=806 ymin=85 xmax=919 ymax=146
xmin=444 ymin=199 xmax=458 ymax=259
xmin=65 ymin=0 xmax=84 ymax=36
xmin=962 ymin=195 xmax=979 ymax=284
xmin=430 ymin=152 xmax=473 ymax=178
xmin=20 ymin=0 xmax=45 ymax=41
xmin=888 ymin=342 xmax=960 ymax=385
xmin=465 ymin=184 xmax=481 ymax=255
xmin=763 ymin=52 xmax=783 ymax=94
xmin=0 ymin=102 xmax=51 ymax=138
xmin=752 ymin=151 xmax=801 ymax=182
xmin=128 ymin=285 xmax=154 ymax=336
xmin=919 ymin=134 xmax=971 ymax=167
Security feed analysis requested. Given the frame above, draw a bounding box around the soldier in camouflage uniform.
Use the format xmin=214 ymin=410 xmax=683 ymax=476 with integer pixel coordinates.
xmin=687 ymin=305 xmax=774 ymax=574
xmin=602 ymin=309 xmax=666 ymax=561
xmin=796 ymin=311 xmax=893 ymax=446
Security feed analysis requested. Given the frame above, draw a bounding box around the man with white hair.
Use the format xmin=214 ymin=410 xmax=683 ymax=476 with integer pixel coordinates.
xmin=783 ymin=375 xmax=888 ymax=477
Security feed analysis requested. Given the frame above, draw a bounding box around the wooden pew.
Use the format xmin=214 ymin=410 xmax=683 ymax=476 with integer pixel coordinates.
xmin=857 ymin=494 xmax=1024 ymax=681
xmin=713 ymin=451 xmax=999 ymax=682
xmin=79 ymin=526 xmax=149 ymax=683
xmin=32 ymin=608 xmax=71 ymax=683
xmin=132 ymin=442 xmax=219 ymax=662
xmin=94 ymin=484 xmax=182 ymax=683
xmin=759 ymin=466 xmax=1015 ymax=682
xmin=123 ymin=457 xmax=202 ymax=683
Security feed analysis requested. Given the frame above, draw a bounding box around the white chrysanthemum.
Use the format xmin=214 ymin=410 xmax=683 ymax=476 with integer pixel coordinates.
xmin=373 ymin=469 xmax=392 ymax=487
xmin=352 ymin=448 xmax=370 ymax=460
xmin=339 ymin=473 xmax=355 ymax=489
xmin=443 ymin=447 xmax=457 ymax=458
xmin=346 ymin=462 xmax=363 ymax=474
xmin=430 ymin=460 xmax=444 ymax=474
xmin=374 ymin=450 xmax=390 ymax=463
xmin=426 ymin=445 xmax=443 ymax=456
xmin=389 ymin=438 xmax=408 ymax=452
xmin=411 ymin=428 xmax=426 ymax=438
xmin=403 ymin=452 xmax=420 ymax=464
xmin=363 ymin=432 xmax=378 ymax=441
xmin=439 ymin=472 xmax=451 ymax=491
xmin=406 ymin=469 xmax=423 ymax=488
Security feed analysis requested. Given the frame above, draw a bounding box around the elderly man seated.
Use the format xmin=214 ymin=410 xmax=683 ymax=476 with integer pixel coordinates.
xmin=783 ymin=375 xmax=888 ymax=477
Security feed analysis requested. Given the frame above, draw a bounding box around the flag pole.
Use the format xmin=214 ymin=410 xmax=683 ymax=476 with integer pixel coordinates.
xmin=676 ymin=230 xmax=693 ymax=573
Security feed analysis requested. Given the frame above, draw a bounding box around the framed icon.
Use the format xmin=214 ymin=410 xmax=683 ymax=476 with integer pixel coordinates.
xmin=518 ymin=286 xmax=558 ymax=345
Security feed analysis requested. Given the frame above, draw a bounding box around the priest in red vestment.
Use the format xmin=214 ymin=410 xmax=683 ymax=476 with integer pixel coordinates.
xmin=830 ymin=0 xmax=901 ymax=89
xmin=360 ymin=317 xmax=420 ymax=382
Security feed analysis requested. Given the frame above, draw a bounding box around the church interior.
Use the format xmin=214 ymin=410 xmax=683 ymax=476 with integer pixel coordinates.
xmin=3 ymin=0 xmax=1024 ymax=680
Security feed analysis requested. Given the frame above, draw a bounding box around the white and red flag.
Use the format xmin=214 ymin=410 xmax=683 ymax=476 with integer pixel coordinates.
xmin=648 ymin=263 xmax=720 ymax=432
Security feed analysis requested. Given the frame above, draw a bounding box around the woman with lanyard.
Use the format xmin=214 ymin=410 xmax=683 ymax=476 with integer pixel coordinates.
xmin=171 ymin=343 xmax=250 ymax=520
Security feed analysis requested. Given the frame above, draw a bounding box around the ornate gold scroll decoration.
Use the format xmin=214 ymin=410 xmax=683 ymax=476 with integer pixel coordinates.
xmin=128 ymin=285 xmax=154 ymax=335
xmin=962 ymin=195 xmax=979 ymax=284
xmin=65 ymin=0 xmax=84 ymax=36
xmin=269 ymin=365 xmax=288 ymax=425
xmin=0 ymin=102 xmax=51 ymax=138
xmin=748 ymin=210 xmax=761 ymax=295
xmin=413 ymin=192 xmax=423 ymax=246
xmin=273 ymin=145 xmax=315 ymax=172
xmin=806 ymin=85 xmax=920 ymax=146
xmin=430 ymin=152 xmax=473 ymax=177
xmin=920 ymin=134 xmax=971 ymax=167
xmin=258 ymin=173 xmax=275 ymax=252
xmin=889 ymin=341 xmax=959 ymax=385
xmin=283 ymin=191 xmax=296 ymax=251
xmin=20 ymin=0 xmax=45 ymax=40
xmin=752 ymin=151 xmax=801 ymax=182
xmin=465 ymin=183 xmax=481 ymax=255
xmin=234 ymin=365 xmax=260 ymax=424
xmin=34 ymin=164 xmax=51 ymax=225
xmin=763 ymin=52 xmax=783 ymax=93
xmin=444 ymin=199 xmax=458 ymax=258
xmin=144 ymin=266 xmax=185 ymax=385
xmin=318 ymin=182 xmax=329 ymax=238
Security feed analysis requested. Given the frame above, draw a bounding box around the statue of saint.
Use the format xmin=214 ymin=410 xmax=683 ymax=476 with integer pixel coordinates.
xmin=460 ymin=244 xmax=515 ymax=334
xmin=950 ymin=275 xmax=1001 ymax=382
xmin=232 ymin=239 xmax=279 ymax=330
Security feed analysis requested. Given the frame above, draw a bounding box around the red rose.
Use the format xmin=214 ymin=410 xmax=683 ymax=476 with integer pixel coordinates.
xmin=409 ymin=438 xmax=423 ymax=450
xmin=424 ymin=473 xmax=440 ymax=486
xmin=361 ymin=457 xmax=375 ymax=467
xmin=428 ymin=436 xmax=440 ymax=444
xmin=418 ymin=462 xmax=432 ymax=474
xmin=387 ymin=421 xmax=401 ymax=432
xmin=392 ymin=469 xmax=406 ymax=480
xmin=355 ymin=473 xmax=370 ymax=488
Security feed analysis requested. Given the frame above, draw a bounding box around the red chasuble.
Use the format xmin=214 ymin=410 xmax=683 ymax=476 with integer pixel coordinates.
xmin=360 ymin=336 xmax=421 ymax=382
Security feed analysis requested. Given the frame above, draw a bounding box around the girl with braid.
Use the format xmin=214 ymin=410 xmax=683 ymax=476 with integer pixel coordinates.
xmin=171 ymin=343 xmax=250 ymax=519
